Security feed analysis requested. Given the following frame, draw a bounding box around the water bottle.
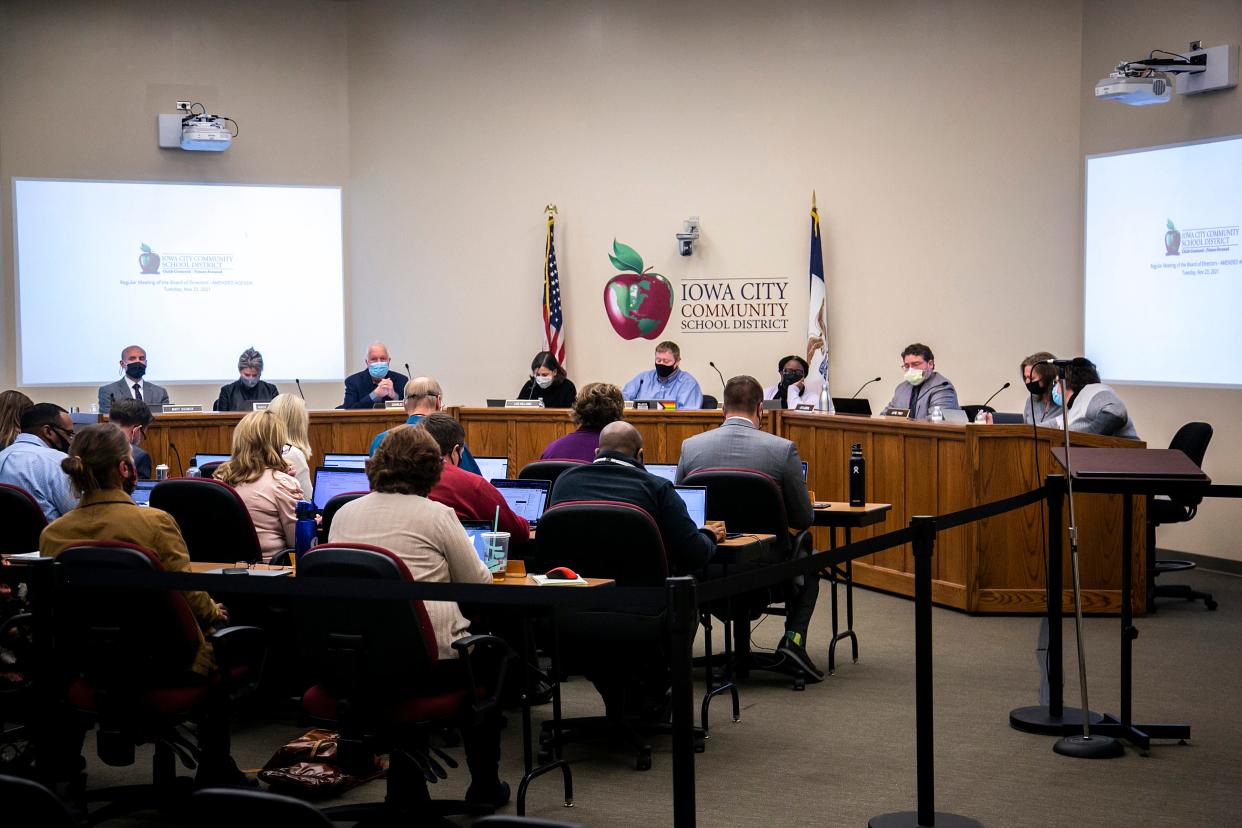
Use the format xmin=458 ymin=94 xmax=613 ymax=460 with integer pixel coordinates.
xmin=848 ymin=443 xmax=866 ymax=507
xmin=185 ymin=465 xmax=201 ymax=478
xmin=294 ymin=500 xmax=317 ymax=560
xmin=819 ymin=384 xmax=831 ymax=413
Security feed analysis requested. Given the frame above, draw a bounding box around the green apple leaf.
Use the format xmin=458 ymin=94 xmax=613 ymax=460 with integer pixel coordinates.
xmin=1166 ymin=219 xmax=1176 ymax=231
xmin=609 ymin=239 xmax=644 ymax=274
xmin=140 ymin=243 xmax=152 ymax=253
xmin=638 ymin=317 xmax=660 ymax=335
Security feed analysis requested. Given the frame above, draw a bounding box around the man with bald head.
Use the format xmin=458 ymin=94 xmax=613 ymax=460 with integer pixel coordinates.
xmin=342 ymin=341 xmax=409 ymax=409
xmin=98 ymin=345 xmax=170 ymax=414
xmin=367 ymin=376 xmax=483 ymax=475
xmin=549 ymin=421 xmax=720 ymax=573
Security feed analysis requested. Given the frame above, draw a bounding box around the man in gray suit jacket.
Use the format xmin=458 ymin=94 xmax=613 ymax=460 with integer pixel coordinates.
xmin=98 ymin=345 xmax=170 ymax=414
xmin=884 ymin=342 xmax=959 ymax=420
xmin=676 ymin=375 xmax=822 ymax=680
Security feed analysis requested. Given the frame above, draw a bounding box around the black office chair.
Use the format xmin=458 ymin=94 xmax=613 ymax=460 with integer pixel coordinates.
xmin=295 ymin=543 xmax=513 ymax=823
xmin=150 ymin=478 xmax=264 ymax=563
xmin=318 ymin=491 xmax=367 ymax=542
xmin=0 ymin=483 xmax=47 ymax=555
xmin=533 ymin=500 xmax=704 ymax=771
xmin=191 ymin=787 xmax=334 ymax=827
xmin=474 ymin=817 xmax=587 ymax=828
xmin=0 ymin=773 xmax=80 ymax=828
xmin=701 ymin=394 xmax=719 ymax=410
xmin=518 ymin=460 xmax=587 ymax=488
xmin=198 ymin=461 xmax=225 ymax=479
xmin=962 ymin=404 xmax=995 ymax=423
xmin=1148 ymin=422 xmax=1217 ymax=610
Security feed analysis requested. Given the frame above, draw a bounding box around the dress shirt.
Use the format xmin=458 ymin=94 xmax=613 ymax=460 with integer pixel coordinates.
xmin=0 ymin=433 xmax=78 ymax=522
xmin=622 ymin=368 xmax=703 ymax=410
xmin=429 ymin=462 xmax=530 ymax=545
xmin=230 ymin=469 xmax=304 ymax=562
xmin=369 ymin=415 xmax=483 ymax=476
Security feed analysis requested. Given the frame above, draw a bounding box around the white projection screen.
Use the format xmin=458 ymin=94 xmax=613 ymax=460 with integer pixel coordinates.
xmin=1084 ymin=135 xmax=1242 ymax=388
xmin=13 ymin=179 xmax=345 ymax=386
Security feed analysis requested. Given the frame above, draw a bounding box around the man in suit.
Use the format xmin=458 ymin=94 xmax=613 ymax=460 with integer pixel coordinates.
xmin=98 ymin=345 xmax=170 ymax=414
xmin=341 ymin=341 xmax=409 ymax=409
xmin=884 ymin=342 xmax=959 ymax=420
xmin=676 ymin=375 xmax=822 ymax=680
xmin=106 ymin=398 xmax=154 ymax=479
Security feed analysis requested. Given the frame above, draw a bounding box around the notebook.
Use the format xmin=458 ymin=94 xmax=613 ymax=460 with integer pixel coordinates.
xmin=673 ymin=485 xmax=707 ymax=529
xmin=322 ymin=453 xmax=369 ymax=469
xmin=131 ymin=480 xmax=157 ymax=506
xmin=490 ymin=478 xmax=551 ymax=527
xmin=312 ymin=467 xmax=370 ymax=510
xmin=647 ymin=463 xmax=678 ymax=483
xmin=475 ymin=456 xmax=509 ymax=481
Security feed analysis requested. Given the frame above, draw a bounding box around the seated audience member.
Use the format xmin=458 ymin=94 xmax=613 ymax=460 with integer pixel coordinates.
xmin=214 ymin=347 xmax=279 ymax=412
xmin=342 ymin=341 xmax=409 ymax=409
xmin=98 ymin=345 xmax=170 ymax=414
xmin=550 ymin=421 xmax=721 ymax=573
xmin=40 ymin=423 xmax=242 ymax=785
xmin=885 ymin=342 xmax=960 ymax=420
xmin=540 ymin=382 xmax=624 ymax=462
xmin=622 ymin=340 xmax=704 ymax=409
xmin=213 ymin=411 xmax=305 ymax=562
xmin=0 ymin=389 xmax=33 ymax=449
xmin=516 ymin=351 xmax=577 ymax=408
xmin=1064 ymin=358 xmax=1139 ymax=439
xmin=764 ymin=355 xmax=827 ymax=410
xmin=418 ymin=414 xmax=530 ymax=545
xmin=676 ymin=375 xmax=822 ymax=680
xmin=268 ymin=393 xmax=314 ymax=497
xmin=1020 ymin=351 xmax=1063 ymax=427
xmin=368 ymin=377 xmax=483 ymax=475
xmin=107 ymin=397 xmax=154 ymax=479
xmin=328 ymin=425 xmax=508 ymax=807
xmin=0 ymin=402 xmax=77 ymax=521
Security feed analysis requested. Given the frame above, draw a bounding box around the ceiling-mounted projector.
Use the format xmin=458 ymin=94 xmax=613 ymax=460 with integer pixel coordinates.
xmin=1094 ymin=42 xmax=1237 ymax=106
xmin=157 ymin=102 xmax=238 ymax=152
xmin=1095 ymin=73 xmax=1171 ymax=106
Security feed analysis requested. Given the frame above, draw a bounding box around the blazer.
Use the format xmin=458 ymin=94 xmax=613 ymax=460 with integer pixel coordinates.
xmin=675 ymin=418 xmax=814 ymax=530
xmin=98 ymin=378 xmax=170 ymax=414
xmin=341 ymin=369 xmax=409 ymax=409
xmin=885 ymin=371 xmax=959 ymax=420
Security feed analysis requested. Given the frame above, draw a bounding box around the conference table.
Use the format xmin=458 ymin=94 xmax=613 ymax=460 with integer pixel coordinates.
xmin=139 ymin=407 xmax=1148 ymax=614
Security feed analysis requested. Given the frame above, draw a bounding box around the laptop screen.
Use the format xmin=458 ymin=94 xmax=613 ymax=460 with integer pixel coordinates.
xmin=475 ymin=456 xmax=509 ymax=481
xmin=192 ymin=453 xmax=230 ymax=467
xmin=312 ymin=468 xmax=370 ymax=510
xmin=647 ymin=463 xmax=678 ymax=483
xmin=460 ymin=520 xmax=493 ymax=564
xmin=490 ymin=478 xmax=550 ymax=526
xmin=674 ymin=485 xmax=707 ymax=529
xmin=131 ymin=480 xmax=157 ymax=506
xmin=322 ymin=454 xmax=369 ymax=469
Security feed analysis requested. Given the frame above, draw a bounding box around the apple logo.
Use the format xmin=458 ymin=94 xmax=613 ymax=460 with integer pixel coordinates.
xmin=603 ymin=240 xmax=673 ymax=340
xmin=1164 ymin=219 xmax=1180 ymax=256
xmin=138 ymin=242 xmax=161 ymax=274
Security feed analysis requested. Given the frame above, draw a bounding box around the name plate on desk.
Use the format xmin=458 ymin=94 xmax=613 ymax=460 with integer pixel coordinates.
xmin=251 ymin=402 xmax=270 ymax=411
xmin=384 ymin=400 xmax=405 ymax=409
xmin=504 ymin=399 xmax=544 ymax=408
xmin=631 ymin=399 xmax=676 ymax=411
xmin=795 ymin=403 xmax=816 ymax=412
xmin=879 ymin=407 xmax=910 ymax=418
xmin=158 ymin=404 xmax=203 ymax=413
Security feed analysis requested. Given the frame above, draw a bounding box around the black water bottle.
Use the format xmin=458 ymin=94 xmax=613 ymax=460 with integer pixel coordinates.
xmin=848 ymin=443 xmax=865 ymax=507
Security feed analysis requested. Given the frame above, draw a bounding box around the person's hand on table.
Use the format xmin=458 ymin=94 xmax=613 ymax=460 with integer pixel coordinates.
xmin=705 ymin=520 xmax=727 ymax=543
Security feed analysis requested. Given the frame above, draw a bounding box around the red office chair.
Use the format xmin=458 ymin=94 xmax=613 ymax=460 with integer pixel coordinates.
xmin=518 ymin=460 xmax=587 ymax=490
xmin=0 ymin=483 xmax=47 ymax=555
xmin=149 ymin=478 xmax=264 ymax=564
xmin=54 ymin=541 xmax=265 ymax=823
xmin=295 ymin=543 xmax=513 ymax=823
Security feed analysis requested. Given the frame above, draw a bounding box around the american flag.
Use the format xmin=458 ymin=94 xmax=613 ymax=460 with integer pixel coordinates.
xmin=542 ymin=213 xmax=567 ymax=365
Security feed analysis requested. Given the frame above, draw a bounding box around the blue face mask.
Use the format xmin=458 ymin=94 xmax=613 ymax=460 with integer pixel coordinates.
xmin=1051 ymin=385 xmax=1063 ymax=407
xmin=368 ymin=361 xmax=389 ymax=379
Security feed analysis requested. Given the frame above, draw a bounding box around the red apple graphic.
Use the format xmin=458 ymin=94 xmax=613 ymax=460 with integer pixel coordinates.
xmin=603 ymin=240 xmax=673 ymax=340
xmin=138 ymin=243 xmax=161 ymax=274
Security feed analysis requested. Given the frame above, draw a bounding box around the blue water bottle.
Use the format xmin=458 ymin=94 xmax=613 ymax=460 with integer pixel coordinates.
xmin=294 ymin=500 xmax=317 ymax=561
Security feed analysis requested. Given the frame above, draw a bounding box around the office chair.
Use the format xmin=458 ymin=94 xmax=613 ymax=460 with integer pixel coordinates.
xmin=1148 ymin=422 xmax=1217 ymax=610
xmin=295 ymin=543 xmax=513 ymax=823
xmin=533 ymin=500 xmax=705 ymax=771
xmin=701 ymin=394 xmax=719 ymax=410
xmin=518 ymin=460 xmax=586 ymax=489
xmin=150 ymin=478 xmax=264 ymax=564
xmin=961 ymin=404 xmax=995 ymax=423
xmin=0 ymin=773 xmax=79 ymax=828
xmin=474 ymin=817 xmax=587 ymax=828
xmin=318 ymin=491 xmax=367 ymax=542
xmin=190 ymin=788 xmax=334 ymax=827
xmin=0 ymin=483 xmax=47 ymax=555
xmin=54 ymin=542 xmax=265 ymax=823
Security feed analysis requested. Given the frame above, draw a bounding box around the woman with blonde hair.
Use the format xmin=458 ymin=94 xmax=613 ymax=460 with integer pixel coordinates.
xmin=267 ymin=393 xmax=314 ymax=496
xmin=0 ymin=389 xmax=33 ymax=449
xmin=214 ymin=410 xmax=305 ymax=562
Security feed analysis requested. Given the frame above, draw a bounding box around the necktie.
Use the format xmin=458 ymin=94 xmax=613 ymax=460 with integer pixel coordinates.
xmin=133 ymin=383 xmax=142 ymax=402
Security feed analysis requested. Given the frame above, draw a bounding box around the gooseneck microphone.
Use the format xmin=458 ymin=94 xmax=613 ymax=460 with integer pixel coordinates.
xmin=295 ymin=379 xmax=305 ymax=400
xmin=168 ymin=442 xmax=185 ymax=477
xmin=708 ymin=361 xmax=726 ymax=392
xmin=979 ymin=381 xmax=1011 ymax=411
xmin=404 ymin=362 xmax=413 ymax=378
xmin=851 ymin=377 xmax=882 ymax=398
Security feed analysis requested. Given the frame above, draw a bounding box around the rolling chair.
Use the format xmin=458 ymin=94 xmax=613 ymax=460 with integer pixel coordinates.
xmin=190 ymin=787 xmax=334 ymax=827
xmin=0 ymin=483 xmax=47 ymax=555
xmin=0 ymin=773 xmax=80 ymax=828
xmin=317 ymin=491 xmax=367 ymax=543
xmin=198 ymin=461 xmax=225 ymax=480
xmin=518 ymin=460 xmax=586 ymax=489
xmin=701 ymin=394 xmax=719 ymax=410
xmin=962 ymin=404 xmax=995 ymax=423
xmin=149 ymin=478 xmax=263 ymax=564
xmin=1148 ymin=422 xmax=1217 ymax=610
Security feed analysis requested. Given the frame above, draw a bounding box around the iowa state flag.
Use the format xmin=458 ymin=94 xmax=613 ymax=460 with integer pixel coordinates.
xmin=806 ymin=193 xmax=828 ymax=383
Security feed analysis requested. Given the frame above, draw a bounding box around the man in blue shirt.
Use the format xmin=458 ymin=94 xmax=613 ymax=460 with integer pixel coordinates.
xmin=368 ymin=376 xmax=483 ymax=475
xmin=0 ymin=403 xmax=78 ymax=522
xmin=621 ymin=340 xmax=704 ymax=409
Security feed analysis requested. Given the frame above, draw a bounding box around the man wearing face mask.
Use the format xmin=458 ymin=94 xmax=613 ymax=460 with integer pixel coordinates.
xmin=342 ymin=341 xmax=409 ymax=409
xmin=107 ymin=398 xmax=154 ymax=479
xmin=763 ymin=355 xmax=827 ymax=410
xmin=214 ymin=347 xmax=280 ymax=412
xmin=98 ymin=345 xmax=170 ymax=415
xmin=621 ymin=340 xmax=704 ymax=410
xmin=0 ymin=402 xmax=79 ymax=521
xmin=1020 ymin=351 xmax=1063 ymax=427
xmin=884 ymin=343 xmax=960 ymax=420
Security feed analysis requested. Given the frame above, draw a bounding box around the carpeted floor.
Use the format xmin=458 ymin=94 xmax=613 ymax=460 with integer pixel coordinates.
xmin=82 ymin=566 xmax=1242 ymax=827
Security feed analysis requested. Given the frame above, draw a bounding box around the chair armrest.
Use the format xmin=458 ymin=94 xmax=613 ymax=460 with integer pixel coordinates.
xmin=206 ymin=625 xmax=267 ymax=690
xmin=0 ymin=611 xmax=32 ymax=639
xmin=269 ymin=550 xmax=293 ymax=566
xmin=450 ymin=633 xmax=514 ymax=724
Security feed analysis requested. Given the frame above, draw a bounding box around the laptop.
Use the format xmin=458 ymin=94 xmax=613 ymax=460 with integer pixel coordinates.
xmin=131 ymin=480 xmax=157 ymax=507
xmin=832 ymin=397 xmax=872 ymax=416
xmin=485 ymin=399 xmax=507 ymax=408
xmin=991 ymin=412 xmax=1025 ymax=424
xmin=475 ymin=456 xmax=509 ymax=481
xmin=460 ymin=520 xmax=494 ymax=565
xmin=673 ymin=485 xmax=707 ymax=529
xmin=490 ymin=478 xmax=551 ymax=527
xmin=312 ymin=467 xmax=370 ymax=510
xmin=940 ymin=409 xmax=970 ymax=424
xmin=647 ymin=463 xmax=678 ymax=483
xmin=322 ymin=453 xmax=369 ymax=469
xmin=191 ymin=453 xmax=230 ymax=467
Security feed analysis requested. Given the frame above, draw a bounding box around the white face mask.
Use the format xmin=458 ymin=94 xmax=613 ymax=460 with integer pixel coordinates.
xmin=904 ymin=367 xmax=927 ymax=386
xmin=534 ymin=374 xmax=554 ymax=389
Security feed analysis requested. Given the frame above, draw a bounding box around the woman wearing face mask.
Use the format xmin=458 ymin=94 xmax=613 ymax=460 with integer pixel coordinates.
xmin=763 ymin=355 xmax=826 ymax=410
xmin=1019 ymin=351 xmax=1063 ymax=427
xmin=516 ymin=351 xmax=577 ymax=408
xmin=214 ymin=347 xmax=280 ymax=412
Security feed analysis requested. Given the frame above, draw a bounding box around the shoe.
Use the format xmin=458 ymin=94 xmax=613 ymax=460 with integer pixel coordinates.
xmin=465 ymin=779 xmax=511 ymax=809
xmin=776 ymin=638 xmax=825 ymax=683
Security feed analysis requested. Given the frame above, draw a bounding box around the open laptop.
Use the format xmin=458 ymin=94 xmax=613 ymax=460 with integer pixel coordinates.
xmin=646 ymin=463 xmax=678 ymax=483
xmin=475 ymin=456 xmax=509 ymax=481
xmin=312 ymin=467 xmax=370 ymax=510
xmin=191 ymin=453 xmax=230 ymax=467
xmin=322 ymin=453 xmax=369 ymax=469
xmin=131 ymin=480 xmax=158 ymax=507
xmin=460 ymin=520 xmax=494 ymax=565
xmin=490 ymin=478 xmax=551 ymax=527
xmin=831 ymin=398 xmax=872 ymax=416
xmin=673 ymin=485 xmax=707 ymax=529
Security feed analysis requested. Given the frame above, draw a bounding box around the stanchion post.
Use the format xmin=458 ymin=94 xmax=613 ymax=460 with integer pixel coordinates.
xmin=667 ymin=575 xmax=698 ymax=828
xmin=1047 ymin=475 xmax=1065 ymax=717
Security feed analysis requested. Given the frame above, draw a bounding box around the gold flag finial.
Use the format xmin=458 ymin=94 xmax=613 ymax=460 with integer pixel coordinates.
xmin=544 ymin=203 xmax=558 ymax=215
xmin=812 ymin=191 xmax=817 ymax=209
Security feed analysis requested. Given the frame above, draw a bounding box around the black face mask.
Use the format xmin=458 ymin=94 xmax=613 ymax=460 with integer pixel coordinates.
xmin=782 ymin=370 xmax=806 ymax=384
xmin=121 ymin=462 xmax=138 ymax=495
xmin=654 ymin=363 xmax=676 ymax=379
xmin=125 ymin=362 xmax=147 ymax=380
xmin=1024 ymin=379 xmax=1046 ymax=396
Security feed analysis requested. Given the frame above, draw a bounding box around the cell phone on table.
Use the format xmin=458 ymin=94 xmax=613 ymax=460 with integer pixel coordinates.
xmin=724 ymin=532 xmax=745 ymax=540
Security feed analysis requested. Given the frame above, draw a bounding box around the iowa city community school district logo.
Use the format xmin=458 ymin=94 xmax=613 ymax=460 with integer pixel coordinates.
xmin=1164 ymin=220 xmax=1181 ymax=255
xmin=138 ymin=243 xmax=161 ymax=274
xmin=603 ymin=240 xmax=673 ymax=340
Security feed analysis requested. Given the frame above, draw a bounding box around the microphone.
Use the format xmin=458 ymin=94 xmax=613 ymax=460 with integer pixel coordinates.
xmin=708 ymin=361 xmax=726 ymax=391
xmin=851 ymin=377 xmax=881 ymax=398
xmin=404 ymin=362 xmax=412 ymax=378
xmin=168 ymin=442 xmax=185 ymax=477
xmin=979 ymin=381 xmax=1010 ymax=411
xmin=295 ymin=379 xmax=305 ymax=400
